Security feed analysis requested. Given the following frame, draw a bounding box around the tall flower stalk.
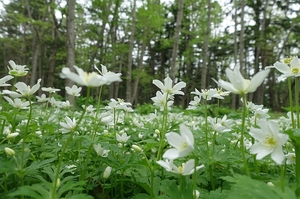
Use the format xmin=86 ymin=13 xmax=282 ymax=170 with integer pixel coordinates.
xmin=218 ymin=64 xmax=270 ymax=176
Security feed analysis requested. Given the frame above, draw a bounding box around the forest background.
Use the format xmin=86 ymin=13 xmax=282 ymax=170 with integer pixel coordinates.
xmin=0 ymin=0 xmax=299 ymax=111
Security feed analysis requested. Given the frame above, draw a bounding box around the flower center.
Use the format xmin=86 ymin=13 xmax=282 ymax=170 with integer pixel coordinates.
xmin=292 ymin=67 xmax=299 ymax=74
xmin=83 ymin=72 xmax=98 ymax=83
xmin=178 ymin=166 xmax=183 ymax=174
xmin=179 ymin=141 xmax=188 ymax=150
xmin=284 ymin=57 xmax=293 ymax=64
xmin=263 ymin=135 xmax=277 ymax=148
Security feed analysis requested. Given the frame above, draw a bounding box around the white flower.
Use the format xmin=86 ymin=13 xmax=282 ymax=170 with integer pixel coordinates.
xmin=61 ymin=65 xmax=121 ymax=87
xmin=94 ymin=64 xmax=122 ymax=84
xmin=156 ymin=159 xmax=204 ymax=176
xmin=163 ymin=124 xmax=194 ymax=159
xmin=3 ymin=79 xmax=41 ymax=98
xmin=253 ymin=108 xmax=270 ymax=120
xmin=59 ymin=116 xmax=77 ymax=133
xmin=116 ymin=132 xmax=131 ymax=143
xmin=249 ymin=120 xmax=288 ymax=165
xmin=36 ymin=94 xmax=49 ymax=103
xmin=218 ymin=64 xmax=270 ymax=94
xmin=7 ymin=60 xmax=28 ymax=77
xmin=4 ymin=96 xmax=30 ymax=109
xmin=187 ymin=96 xmax=201 ymax=110
xmin=191 ymin=88 xmax=224 ymax=100
xmin=151 ymin=91 xmax=174 ymax=111
xmin=65 ymin=85 xmax=82 ymax=97
xmin=0 ymin=75 xmax=14 ymax=87
xmin=266 ymin=56 xmax=300 ymax=81
xmin=61 ymin=100 xmax=71 ymax=109
xmin=153 ymin=76 xmax=186 ymax=95
xmin=60 ymin=66 xmax=105 ymax=87
xmin=285 ymin=153 xmax=296 ymax=164
xmin=93 ymin=144 xmax=110 ymax=157
xmin=42 ymin=87 xmax=60 ymax=93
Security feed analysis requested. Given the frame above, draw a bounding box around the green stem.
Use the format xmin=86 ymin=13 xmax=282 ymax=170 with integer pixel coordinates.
xmin=203 ymin=97 xmax=215 ymax=189
xmin=295 ymin=77 xmax=299 ymax=128
xmin=179 ymin=174 xmax=183 ymax=194
xmin=20 ymin=97 xmax=33 ymax=180
xmin=288 ymin=78 xmax=295 ymax=128
xmin=156 ymin=93 xmax=169 ymax=160
xmin=280 ymin=163 xmax=286 ymax=191
xmin=193 ymin=155 xmax=197 ymax=199
xmin=295 ymin=144 xmax=300 ymax=186
xmin=52 ymin=87 xmax=90 ymax=199
xmin=241 ymin=93 xmax=250 ymax=177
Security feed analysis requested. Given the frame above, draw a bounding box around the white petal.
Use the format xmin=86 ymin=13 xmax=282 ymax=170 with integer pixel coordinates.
xmin=273 ymin=62 xmax=290 ymax=74
xmin=182 ymin=159 xmax=194 ymax=175
xmin=250 ymin=143 xmax=272 ymax=159
xmin=152 ymin=80 xmax=165 ymax=90
xmin=180 ymin=124 xmax=194 ymax=146
xmin=218 ymin=80 xmax=238 ymax=93
xmin=271 ymin=146 xmax=284 ymax=165
xmin=247 ymin=69 xmax=270 ymax=93
xmin=165 ymin=132 xmax=184 ymax=149
xmin=162 ymin=148 xmax=180 ymax=159
xmin=249 ymin=127 xmax=265 ymax=142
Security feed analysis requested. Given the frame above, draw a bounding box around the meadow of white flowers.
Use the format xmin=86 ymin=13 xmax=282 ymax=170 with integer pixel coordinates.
xmin=1 ymin=57 xmax=300 ymax=199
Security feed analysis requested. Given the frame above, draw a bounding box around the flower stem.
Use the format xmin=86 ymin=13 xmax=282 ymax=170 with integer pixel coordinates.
xmin=52 ymin=87 xmax=90 ymax=199
xmin=295 ymin=77 xmax=299 ymax=128
xmin=20 ymin=97 xmax=33 ymax=178
xmin=156 ymin=93 xmax=169 ymax=160
xmin=288 ymin=78 xmax=295 ymax=128
xmin=241 ymin=94 xmax=250 ymax=177
xmin=280 ymin=163 xmax=286 ymax=191
xmin=203 ymin=98 xmax=215 ymax=189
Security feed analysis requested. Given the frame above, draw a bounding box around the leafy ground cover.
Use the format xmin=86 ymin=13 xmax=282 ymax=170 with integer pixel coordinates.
xmin=1 ymin=59 xmax=300 ymax=199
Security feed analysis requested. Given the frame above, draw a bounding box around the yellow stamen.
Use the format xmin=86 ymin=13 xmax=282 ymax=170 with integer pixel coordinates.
xmin=292 ymin=68 xmax=299 ymax=74
xmin=263 ymin=135 xmax=276 ymax=148
xmin=179 ymin=142 xmax=188 ymax=150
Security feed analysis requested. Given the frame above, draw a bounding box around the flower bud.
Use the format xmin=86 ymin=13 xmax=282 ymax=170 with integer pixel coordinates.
xmin=103 ymin=166 xmax=112 ymax=179
xmin=6 ymin=132 xmax=19 ymax=139
xmin=5 ymin=147 xmax=15 ymax=156
xmin=132 ymin=144 xmax=143 ymax=152
xmin=267 ymin=182 xmax=275 ymax=187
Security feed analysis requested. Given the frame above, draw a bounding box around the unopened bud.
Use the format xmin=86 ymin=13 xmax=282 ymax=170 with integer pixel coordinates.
xmin=6 ymin=132 xmax=19 ymax=139
xmin=155 ymin=129 xmax=160 ymax=134
xmin=55 ymin=178 xmax=61 ymax=189
xmin=5 ymin=147 xmax=15 ymax=156
xmin=267 ymin=182 xmax=275 ymax=187
xmin=103 ymin=166 xmax=112 ymax=179
xmin=132 ymin=144 xmax=142 ymax=152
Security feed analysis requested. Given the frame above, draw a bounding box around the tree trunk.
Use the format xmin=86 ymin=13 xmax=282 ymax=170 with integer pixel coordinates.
xmin=131 ymin=39 xmax=147 ymax=105
xmin=200 ymin=0 xmax=211 ymax=89
xmin=170 ymin=0 xmax=184 ymax=81
xmin=125 ymin=0 xmax=136 ymax=103
xmin=252 ymin=0 xmax=268 ymax=104
xmin=66 ymin=0 xmax=76 ymax=102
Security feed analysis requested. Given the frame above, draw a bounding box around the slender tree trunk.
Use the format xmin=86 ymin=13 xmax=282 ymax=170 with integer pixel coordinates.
xmin=253 ymin=0 xmax=268 ymax=104
xmin=231 ymin=0 xmax=239 ymax=109
xmin=125 ymin=0 xmax=136 ymax=103
xmin=66 ymin=0 xmax=75 ymax=102
xmin=131 ymin=39 xmax=147 ymax=104
xmin=170 ymin=0 xmax=184 ymax=81
xmin=200 ymin=0 xmax=211 ymax=89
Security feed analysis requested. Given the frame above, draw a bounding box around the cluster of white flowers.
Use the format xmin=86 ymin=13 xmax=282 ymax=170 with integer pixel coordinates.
xmin=151 ymin=76 xmax=186 ymax=111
